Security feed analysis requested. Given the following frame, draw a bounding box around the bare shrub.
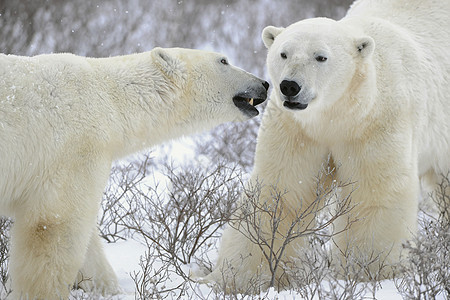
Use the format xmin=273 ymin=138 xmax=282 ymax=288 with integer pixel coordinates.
xmin=288 ymin=235 xmax=368 ymax=299
xmin=394 ymin=173 xmax=450 ymax=300
xmin=124 ymin=155 xmax=391 ymax=299
xmin=0 ymin=218 xmax=11 ymax=298
xmin=227 ymin=158 xmax=356 ymax=291
xmin=99 ymin=152 xmax=156 ymax=243
xmin=195 ymin=119 xmax=261 ymax=174
xmin=130 ymin=248 xmax=192 ymax=300
xmin=122 ymin=161 xmax=242 ymax=278
xmin=287 ymin=231 xmax=396 ymax=299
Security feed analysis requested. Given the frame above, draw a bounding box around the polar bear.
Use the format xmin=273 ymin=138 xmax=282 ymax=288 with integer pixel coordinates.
xmin=207 ymin=0 xmax=450 ymax=292
xmin=0 ymin=47 xmax=268 ymax=299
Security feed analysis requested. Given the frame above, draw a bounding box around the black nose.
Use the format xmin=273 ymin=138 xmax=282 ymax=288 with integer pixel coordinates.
xmin=262 ymin=81 xmax=270 ymax=91
xmin=280 ymin=80 xmax=301 ymax=97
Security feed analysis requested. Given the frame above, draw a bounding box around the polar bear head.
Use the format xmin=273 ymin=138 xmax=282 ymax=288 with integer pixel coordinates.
xmin=151 ymin=48 xmax=269 ymax=125
xmin=262 ymin=18 xmax=374 ymax=117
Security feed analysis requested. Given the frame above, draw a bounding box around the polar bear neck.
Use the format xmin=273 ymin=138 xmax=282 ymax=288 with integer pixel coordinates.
xmin=89 ymin=53 xmax=203 ymax=159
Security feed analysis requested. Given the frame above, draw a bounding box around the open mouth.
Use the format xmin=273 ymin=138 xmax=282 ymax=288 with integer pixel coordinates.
xmin=283 ymin=101 xmax=308 ymax=110
xmin=233 ymin=95 xmax=265 ymax=117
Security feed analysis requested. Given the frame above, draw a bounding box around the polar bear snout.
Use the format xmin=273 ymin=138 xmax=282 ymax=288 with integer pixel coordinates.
xmin=280 ymin=80 xmax=301 ymax=97
xmin=279 ymin=80 xmax=309 ymax=110
xmin=233 ymin=81 xmax=268 ymax=118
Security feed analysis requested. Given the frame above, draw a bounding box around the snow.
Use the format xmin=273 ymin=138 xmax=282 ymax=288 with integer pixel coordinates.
xmin=105 ymin=239 xmax=145 ymax=297
xmin=101 ymin=237 xmax=441 ymax=299
xmin=98 ymin=237 xmax=411 ymax=299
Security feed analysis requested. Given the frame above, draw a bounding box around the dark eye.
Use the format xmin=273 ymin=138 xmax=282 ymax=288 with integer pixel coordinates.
xmin=280 ymin=52 xmax=287 ymax=59
xmin=315 ymin=55 xmax=328 ymax=62
xmin=220 ymin=58 xmax=228 ymax=65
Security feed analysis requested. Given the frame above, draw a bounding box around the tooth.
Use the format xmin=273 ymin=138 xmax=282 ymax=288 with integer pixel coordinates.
xmin=249 ymin=98 xmax=254 ymax=105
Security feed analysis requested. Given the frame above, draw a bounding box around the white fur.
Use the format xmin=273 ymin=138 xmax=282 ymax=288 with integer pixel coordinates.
xmin=208 ymin=0 xmax=450 ymax=292
xmin=0 ymin=47 xmax=267 ymax=299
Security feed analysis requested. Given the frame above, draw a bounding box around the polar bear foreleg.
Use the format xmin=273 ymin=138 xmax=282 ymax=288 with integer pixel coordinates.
xmin=9 ymin=158 xmax=112 ymax=299
xmin=10 ymin=212 xmax=95 ymax=299
xmin=207 ymin=107 xmax=331 ymax=292
xmin=77 ymin=231 xmax=119 ymax=295
xmin=208 ymin=181 xmax=319 ymax=293
xmin=331 ymin=152 xmax=419 ymax=278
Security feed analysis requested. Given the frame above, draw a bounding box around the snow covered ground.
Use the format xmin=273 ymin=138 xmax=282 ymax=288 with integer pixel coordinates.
xmin=98 ymin=238 xmax=407 ymax=299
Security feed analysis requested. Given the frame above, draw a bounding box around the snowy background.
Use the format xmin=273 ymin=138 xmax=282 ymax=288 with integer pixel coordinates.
xmin=1 ymin=0 xmax=448 ymax=299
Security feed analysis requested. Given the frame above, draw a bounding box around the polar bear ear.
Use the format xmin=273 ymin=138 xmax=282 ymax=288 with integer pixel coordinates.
xmin=152 ymin=47 xmax=180 ymax=74
xmin=262 ymin=26 xmax=284 ymax=49
xmin=152 ymin=47 xmax=187 ymax=83
xmin=355 ymin=36 xmax=375 ymax=58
